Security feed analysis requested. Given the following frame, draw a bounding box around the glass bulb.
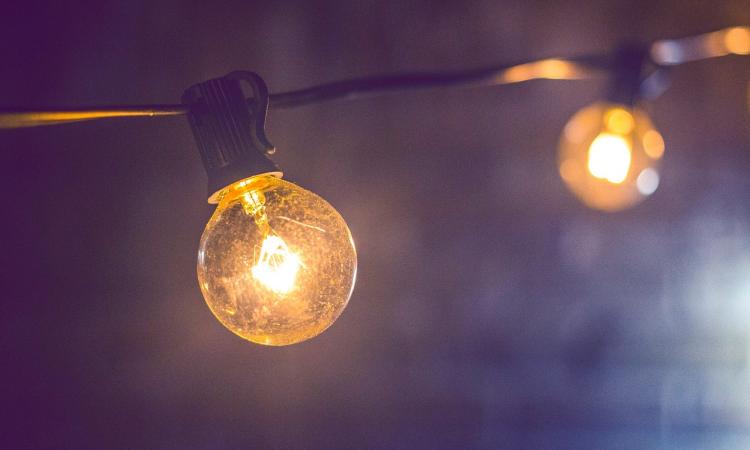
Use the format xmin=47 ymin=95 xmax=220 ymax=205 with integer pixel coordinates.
xmin=558 ymin=102 xmax=665 ymax=212
xmin=197 ymin=174 xmax=357 ymax=346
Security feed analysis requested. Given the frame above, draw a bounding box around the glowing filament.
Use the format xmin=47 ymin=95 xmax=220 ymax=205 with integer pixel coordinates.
xmin=587 ymin=133 xmax=632 ymax=184
xmin=252 ymin=235 xmax=301 ymax=294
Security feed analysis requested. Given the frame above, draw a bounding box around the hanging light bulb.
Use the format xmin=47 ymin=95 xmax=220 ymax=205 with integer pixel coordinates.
xmin=198 ymin=174 xmax=356 ymax=346
xmin=184 ymin=71 xmax=357 ymax=345
xmin=557 ymin=102 xmax=664 ymax=212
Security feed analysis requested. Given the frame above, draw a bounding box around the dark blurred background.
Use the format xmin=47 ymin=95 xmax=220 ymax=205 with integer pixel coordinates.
xmin=1 ymin=1 xmax=750 ymax=448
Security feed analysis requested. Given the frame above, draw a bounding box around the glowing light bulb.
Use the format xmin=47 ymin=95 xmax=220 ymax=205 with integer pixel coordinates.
xmin=251 ymin=234 xmax=301 ymax=295
xmin=587 ymin=133 xmax=632 ymax=183
xmin=558 ymin=102 xmax=665 ymax=212
xmin=197 ymin=174 xmax=357 ymax=346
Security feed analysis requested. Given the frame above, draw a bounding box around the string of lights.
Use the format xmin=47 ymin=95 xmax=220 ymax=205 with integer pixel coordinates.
xmin=2 ymin=26 xmax=747 ymax=129
xmin=0 ymin=56 xmax=602 ymax=129
xmin=1 ymin=26 xmax=748 ymax=346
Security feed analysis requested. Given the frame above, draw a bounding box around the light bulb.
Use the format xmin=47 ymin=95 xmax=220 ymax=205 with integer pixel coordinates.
xmin=197 ymin=174 xmax=357 ymax=346
xmin=558 ymin=102 xmax=665 ymax=211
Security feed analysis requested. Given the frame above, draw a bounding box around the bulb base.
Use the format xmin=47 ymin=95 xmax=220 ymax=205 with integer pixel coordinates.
xmin=183 ymin=71 xmax=281 ymax=201
xmin=606 ymin=44 xmax=651 ymax=106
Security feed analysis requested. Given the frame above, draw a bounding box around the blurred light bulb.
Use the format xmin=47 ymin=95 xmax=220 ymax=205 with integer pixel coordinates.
xmin=587 ymin=133 xmax=632 ymax=183
xmin=197 ymin=174 xmax=357 ymax=346
xmin=558 ymin=102 xmax=664 ymax=212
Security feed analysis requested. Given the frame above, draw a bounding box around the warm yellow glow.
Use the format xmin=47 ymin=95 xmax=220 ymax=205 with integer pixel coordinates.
xmin=705 ymin=31 xmax=729 ymax=57
xmin=643 ymin=129 xmax=665 ymax=159
xmin=500 ymin=59 xmax=587 ymax=83
xmin=559 ymin=159 xmax=578 ymax=183
xmin=587 ymin=133 xmax=632 ymax=184
xmin=252 ymin=234 xmax=301 ymax=294
xmin=197 ymin=175 xmax=357 ymax=346
xmin=557 ymin=102 xmax=664 ymax=211
xmin=604 ymin=108 xmax=635 ymax=134
xmin=724 ymin=26 xmax=750 ymax=55
xmin=241 ymin=190 xmax=265 ymax=217
xmin=704 ymin=26 xmax=750 ymax=56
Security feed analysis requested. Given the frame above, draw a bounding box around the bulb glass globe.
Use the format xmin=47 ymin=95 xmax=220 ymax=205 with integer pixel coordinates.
xmin=197 ymin=174 xmax=357 ymax=346
xmin=558 ymin=102 xmax=665 ymax=212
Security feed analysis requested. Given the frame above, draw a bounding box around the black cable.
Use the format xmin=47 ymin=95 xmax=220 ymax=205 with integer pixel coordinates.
xmin=0 ymin=25 xmax=746 ymax=129
xmin=268 ymin=54 xmax=611 ymax=108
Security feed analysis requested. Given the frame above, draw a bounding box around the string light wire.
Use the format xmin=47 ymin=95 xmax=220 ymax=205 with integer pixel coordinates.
xmin=0 ymin=26 xmax=747 ymax=129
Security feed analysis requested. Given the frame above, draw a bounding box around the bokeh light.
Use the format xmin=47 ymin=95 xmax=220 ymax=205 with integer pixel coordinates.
xmin=558 ymin=102 xmax=665 ymax=212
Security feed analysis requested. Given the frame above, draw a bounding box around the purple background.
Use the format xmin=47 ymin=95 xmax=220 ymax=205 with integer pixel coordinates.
xmin=1 ymin=1 xmax=750 ymax=448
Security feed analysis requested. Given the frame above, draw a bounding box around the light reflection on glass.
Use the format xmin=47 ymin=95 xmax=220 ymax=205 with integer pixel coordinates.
xmin=500 ymin=59 xmax=588 ymax=83
xmin=636 ymin=168 xmax=660 ymax=196
xmin=652 ymin=26 xmax=750 ymax=65
xmin=724 ymin=26 xmax=750 ymax=55
xmin=643 ymin=130 xmax=665 ymax=160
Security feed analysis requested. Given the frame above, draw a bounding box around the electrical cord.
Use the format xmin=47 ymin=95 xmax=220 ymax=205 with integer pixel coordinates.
xmin=0 ymin=26 xmax=747 ymax=129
